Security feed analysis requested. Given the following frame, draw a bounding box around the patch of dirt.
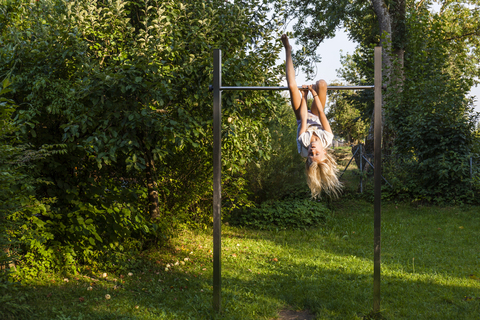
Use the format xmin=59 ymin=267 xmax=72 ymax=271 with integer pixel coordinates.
xmin=274 ymin=308 xmax=315 ymax=320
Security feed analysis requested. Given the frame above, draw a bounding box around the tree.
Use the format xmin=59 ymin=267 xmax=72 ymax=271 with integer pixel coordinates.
xmin=384 ymin=3 xmax=478 ymax=202
xmin=280 ymin=0 xmax=479 ymax=147
xmin=280 ymin=0 xmax=406 ymax=153
xmin=278 ymin=0 xmax=480 ymax=201
xmin=0 ymin=0 xmax=284 ymax=265
xmin=326 ymin=85 xmax=369 ymax=143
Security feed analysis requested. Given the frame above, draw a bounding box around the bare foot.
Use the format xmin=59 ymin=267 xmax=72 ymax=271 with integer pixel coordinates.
xmin=281 ymin=34 xmax=291 ymax=51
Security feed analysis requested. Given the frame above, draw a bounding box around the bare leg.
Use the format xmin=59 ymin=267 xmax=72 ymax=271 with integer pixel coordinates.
xmin=282 ymin=34 xmax=307 ymax=121
xmin=310 ymin=79 xmax=327 ymax=118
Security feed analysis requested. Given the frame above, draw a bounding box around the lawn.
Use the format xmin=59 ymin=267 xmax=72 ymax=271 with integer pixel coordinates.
xmin=5 ymin=199 xmax=480 ymax=319
xmin=3 ymin=147 xmax=480 ymax=319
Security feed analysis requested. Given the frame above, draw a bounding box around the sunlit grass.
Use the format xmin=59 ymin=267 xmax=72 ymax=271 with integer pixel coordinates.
xmin=9 ymin=198 xmax=480 ymax=319
xmin=6 ymin=147 xmax=480 ymax=319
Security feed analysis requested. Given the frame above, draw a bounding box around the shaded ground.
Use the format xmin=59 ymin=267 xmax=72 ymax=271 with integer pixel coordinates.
xmin=276 ymin=309 xmax=315 ymax=320
xmin=9 ymin=200 xmax=480 ymax=319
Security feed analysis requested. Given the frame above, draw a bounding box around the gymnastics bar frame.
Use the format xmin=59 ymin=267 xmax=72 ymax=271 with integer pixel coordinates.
xmin=213 ymin=47 xmax=383 ymax=314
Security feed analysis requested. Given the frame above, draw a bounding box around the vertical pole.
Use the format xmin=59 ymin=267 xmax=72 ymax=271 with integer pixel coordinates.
xmin=373 ymin=46 xmax=382 ymax=314
xmin=213 ymin=49 xmax=222 ymax=313
xmin=359 ymin=145 xmax=363 ymax=193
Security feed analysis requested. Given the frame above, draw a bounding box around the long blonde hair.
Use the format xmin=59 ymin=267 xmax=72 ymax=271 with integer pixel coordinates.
xmin=305 ymin=150 xmax=342 ymax=199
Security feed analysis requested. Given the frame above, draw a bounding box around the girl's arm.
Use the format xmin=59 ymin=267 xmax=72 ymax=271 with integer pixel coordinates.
xmin=308 ymin=85 xmax=332 ymax=134
xmin=298 ymin=87 xmax=309 ymax=137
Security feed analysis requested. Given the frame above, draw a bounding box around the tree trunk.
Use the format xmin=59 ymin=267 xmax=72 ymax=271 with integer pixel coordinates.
xmin=365 ymin=0 xmax=405 ymax=156
xmin=385 ymin=0 xmax=406 ymax=155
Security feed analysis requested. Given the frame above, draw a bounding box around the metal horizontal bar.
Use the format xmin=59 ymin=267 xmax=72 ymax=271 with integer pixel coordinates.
xmin=219 ymin=85 xmax=374 ymax=91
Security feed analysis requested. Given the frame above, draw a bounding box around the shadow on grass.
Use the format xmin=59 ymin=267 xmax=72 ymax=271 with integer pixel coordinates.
xmin=11 ymin=202 xmax=480 ymax=320
xmin=217 ymin=203 xmax=480 ymax=319
xmin=14 ymin=261 xmax=480 ymax=320
xmin=12 ymin=245 xmax=480 ymax=320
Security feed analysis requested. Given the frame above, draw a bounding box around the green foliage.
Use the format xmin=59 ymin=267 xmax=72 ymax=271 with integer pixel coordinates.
xmin=229 ymin=199 xmax=331 ymax=230
xmin=0 ymin=78 xmax=29 ymax=279
xmin=0 ymin=0 xmax=285 ymax=273
xmin=0 ymin=78 xmax=38 ymax=319
xmin=472 ymin=130 xmax=480 ymax=190
xmin=326 ymin=81 xmax=370 ymax=143
xmin=0 ymin=81 xmax=16 ymax=279
xmin=0 ymin=77 xmax=70 ymax=279
xmin=335 ymin=48 xmax=377 ymax=126
xmin=8 ymin=201 xmax=480 ymax=319
xmin=243 ymin=100 xmax=310 ymax=203
xmin=280 ymin=0 xmax=377 ymax=79
xmin=384 ymin=5 xmax=478 ymax=203
xmin=11 ymin=187 xmax=152 ymax=276
xmin=0 ymin=282 xmax=30 ymax=320
xmin=283 ymin=0 xmax=480 ymax=203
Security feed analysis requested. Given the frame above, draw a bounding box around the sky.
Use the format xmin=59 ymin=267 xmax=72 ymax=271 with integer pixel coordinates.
xmin=282 ymin=28 xmax=480 ymax=114
xmin=280 ymin=29 xmax=355 ymax=86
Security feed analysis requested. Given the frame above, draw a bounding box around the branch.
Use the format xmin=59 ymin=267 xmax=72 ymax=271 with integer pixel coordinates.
xmin=415 ymin=0 xmax=426 ymax=11
xmin=445 ymin=30 xmax=480 ymax=41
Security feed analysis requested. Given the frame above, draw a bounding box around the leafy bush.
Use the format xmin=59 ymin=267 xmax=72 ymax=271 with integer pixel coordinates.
xmin=326 ymin=79 xmax=370 ymax=144
xmin=0 ymin=78 xmax=37 ymax=319
xmin=471 ymin=130 xmax=480 ymax=191
xmin=228 ymin=199 xmax=331 ymax=230
xmin=0 ymin=0 xmax=286 ymax=272
xmin=384 ymin=8 xmax=479 ymax=204
xmin=0 ymin=78 xmax=48 ymax=279
xmin=0 ymin=78 xmax=19 ymax=278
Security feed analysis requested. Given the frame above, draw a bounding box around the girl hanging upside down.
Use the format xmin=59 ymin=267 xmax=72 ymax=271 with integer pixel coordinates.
xmin=281 ymin=34 xmax=342 ymax=198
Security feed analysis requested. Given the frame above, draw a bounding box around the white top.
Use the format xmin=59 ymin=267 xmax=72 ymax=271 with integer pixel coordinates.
xmin=297 ymin=111 xmax=334 ymax=158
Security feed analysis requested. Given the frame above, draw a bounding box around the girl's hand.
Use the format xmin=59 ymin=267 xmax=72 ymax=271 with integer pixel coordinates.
xmin=307 ymin=84 xmax=316 ymax=94
xmin=301 ymin=85 xmax=309 ymax=99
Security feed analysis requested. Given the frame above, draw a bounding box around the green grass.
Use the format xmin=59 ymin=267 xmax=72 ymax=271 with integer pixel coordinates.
xmin=4 ymin=149 xmax=480 ymax=319
xmin=5 ymin=200 xmax=480 ymax=319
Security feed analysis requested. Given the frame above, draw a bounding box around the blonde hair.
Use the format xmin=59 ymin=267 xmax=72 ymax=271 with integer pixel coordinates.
xmin=305 ymin=149 xmax=343 ymax=199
